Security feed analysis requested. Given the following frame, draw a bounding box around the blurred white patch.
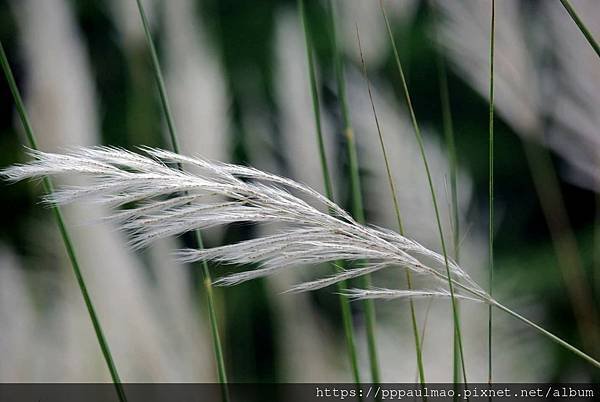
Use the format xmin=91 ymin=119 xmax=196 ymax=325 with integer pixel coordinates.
xmin=110 ymin=0 xmax=155 ymax=49
xmin=339 ymin=0 xmax=417 ymax=67
xmin=544 ymin=0 xmax=600 ymax=191
xmin=12 ymin=0 xmax=212 ymax=381
xmin=435 ymin=0 xmax=542 ymax=137
xmin=274 ymin=9 xmax=341 ymax=202
xmin=164 ymin=0 xmax=230 ymax=242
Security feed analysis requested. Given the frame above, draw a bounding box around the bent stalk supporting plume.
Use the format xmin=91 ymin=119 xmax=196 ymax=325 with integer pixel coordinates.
xmin=3 ymin=147 xmax=599 ymax=370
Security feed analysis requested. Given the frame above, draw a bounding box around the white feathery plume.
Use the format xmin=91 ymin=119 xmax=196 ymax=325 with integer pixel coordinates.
xmin=344 ymin=288 xmax=482 ymax=303
xmin=2 ymin=146 xmax=489 ymax=305
xmin=5 ymin=148 xmax=572 ymax=377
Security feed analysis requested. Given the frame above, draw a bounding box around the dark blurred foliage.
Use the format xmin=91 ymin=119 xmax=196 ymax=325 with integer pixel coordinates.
xmin=0 ymin=0 xmax=597 ymax=381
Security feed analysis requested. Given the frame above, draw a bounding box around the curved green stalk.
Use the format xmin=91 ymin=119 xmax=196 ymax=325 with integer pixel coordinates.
xmin=559 ymin=0 xmax=600 ymax=58
xmin=133 ymin=1 xmax=229 ymax=400
xmin=487 ymin=0 xmax=496 ymax=385
xmin=0 ymin=42 xmax=127 ymax=402
xmin=354 ymin=23 xmax=426 ymax=386
xmin=298 ymin=0 xmax=362 ymax=384
xmin=380 ymin=0 xmax=468 ymax=384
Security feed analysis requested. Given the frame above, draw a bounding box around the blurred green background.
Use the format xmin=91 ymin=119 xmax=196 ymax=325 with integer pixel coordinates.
xmin=0 ymin=0 xmax=598 ymax=384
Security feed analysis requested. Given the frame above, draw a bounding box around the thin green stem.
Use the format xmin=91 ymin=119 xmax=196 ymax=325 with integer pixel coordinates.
xmin=0 ymin=41 xmax=127 ymax=402
xmin=134 ymin=1 xmax=229 ymax=399
xmin=447 ymin=280 xmax=600 ymax=369
xmin=487 ymin=0 xmax=495 ymax=385
xmin=380 ymin=0 xmax=468 ymax=384
xmin=435 ymin=31 xmax=459 ymax=266
xmin=559 ymin=0 xmax=600 ymax=59
xmin=432 ymin=2 xmax=462 ymax=385
xmin=326 ymin=0 xmax=362 ymax=222
xmin=298 ymin=0 xmax=362 ymax=384
xmin=491 ymin=301 xmax=600 ymax=369
xmin=355 ymin=23 xmax=426 ymax=386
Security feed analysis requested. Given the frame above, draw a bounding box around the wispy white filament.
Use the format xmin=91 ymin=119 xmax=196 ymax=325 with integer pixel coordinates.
xmin=2 ymin=147 xmax=489 ymax=303
xmin=343 ymin=288 xmax=482 ymax=303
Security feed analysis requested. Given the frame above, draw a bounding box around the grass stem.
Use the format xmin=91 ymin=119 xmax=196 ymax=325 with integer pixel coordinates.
xmin=354 ymin=23 xmax=426 ymax=386
xmin=487 ymin=0 xmax=495 ymax=385
xmin=380 ymin=0 xmax=468 ymax=384
xmin=491 ymin=301 xmax=600 ymax=369
xmin=0 ymin=41 xmax=127 ymax=402
xmin=134 ymin=1 xmax=229 ymax=399
xmin=432 ymin=2 xmax=462 ymax=385
xmin=298 ymin=0 xmax=362 ymax=383
xmin=445 ymin=283 xmax=600 ymax=369
xmin=559 ymin=0 xmax=600 ymax=59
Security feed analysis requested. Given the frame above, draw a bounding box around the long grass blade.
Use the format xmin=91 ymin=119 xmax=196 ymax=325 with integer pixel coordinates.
xmin=298 ymin=0 xmax=362 ymax=384
xmin=487 ymin=0 xmax=496 ymax=385
xmin=133 ymin=1 xmax=229 ymax=399
xmin=431 ymin=1 xmax=462 ymax=385
xmin=559 ymin=0 xmax=600 ymax=59
xmin=354 ymin=23 xmax=426 ymax=386
xmin=380 ymin=0 xmax=468 ymax=384
xmin=0 ymin=41 xmax=127 ymax=402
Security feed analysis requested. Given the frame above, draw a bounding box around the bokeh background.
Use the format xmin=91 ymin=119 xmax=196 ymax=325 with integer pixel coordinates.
xmin=0 ymin=0 xmax=598 ymax=384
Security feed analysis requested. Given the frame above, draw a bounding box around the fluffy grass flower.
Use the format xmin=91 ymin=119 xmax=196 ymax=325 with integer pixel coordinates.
xmin=3 ymin=146 xmax=600 ymax=369
xmin=2 ymin=147 xmax=487 ymax=302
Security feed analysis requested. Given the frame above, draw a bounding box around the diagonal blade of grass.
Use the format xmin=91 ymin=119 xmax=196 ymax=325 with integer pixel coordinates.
xmin=298 ymin=0 xmax=362 ymax=383
xmin=487 ymin=0 xmax=496 ymax=385
xmin=133 ymin=1 xmax=229 ymax=400
xmin=0 ymin=41 xmax=127 ymax=402
xmin=380 ymin=0 xmax=468 ymax=385
xmin=354 ymin=23 xmax=426 ymax=386
xmin=559 ymin=0 xmax=600 ymax=59
xmin=442 ymin=281 xmax=600 ymax=369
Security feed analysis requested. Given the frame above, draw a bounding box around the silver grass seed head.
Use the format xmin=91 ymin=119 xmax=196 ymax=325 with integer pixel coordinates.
xmin=2 ymin=147 xmax=488 ymax=302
